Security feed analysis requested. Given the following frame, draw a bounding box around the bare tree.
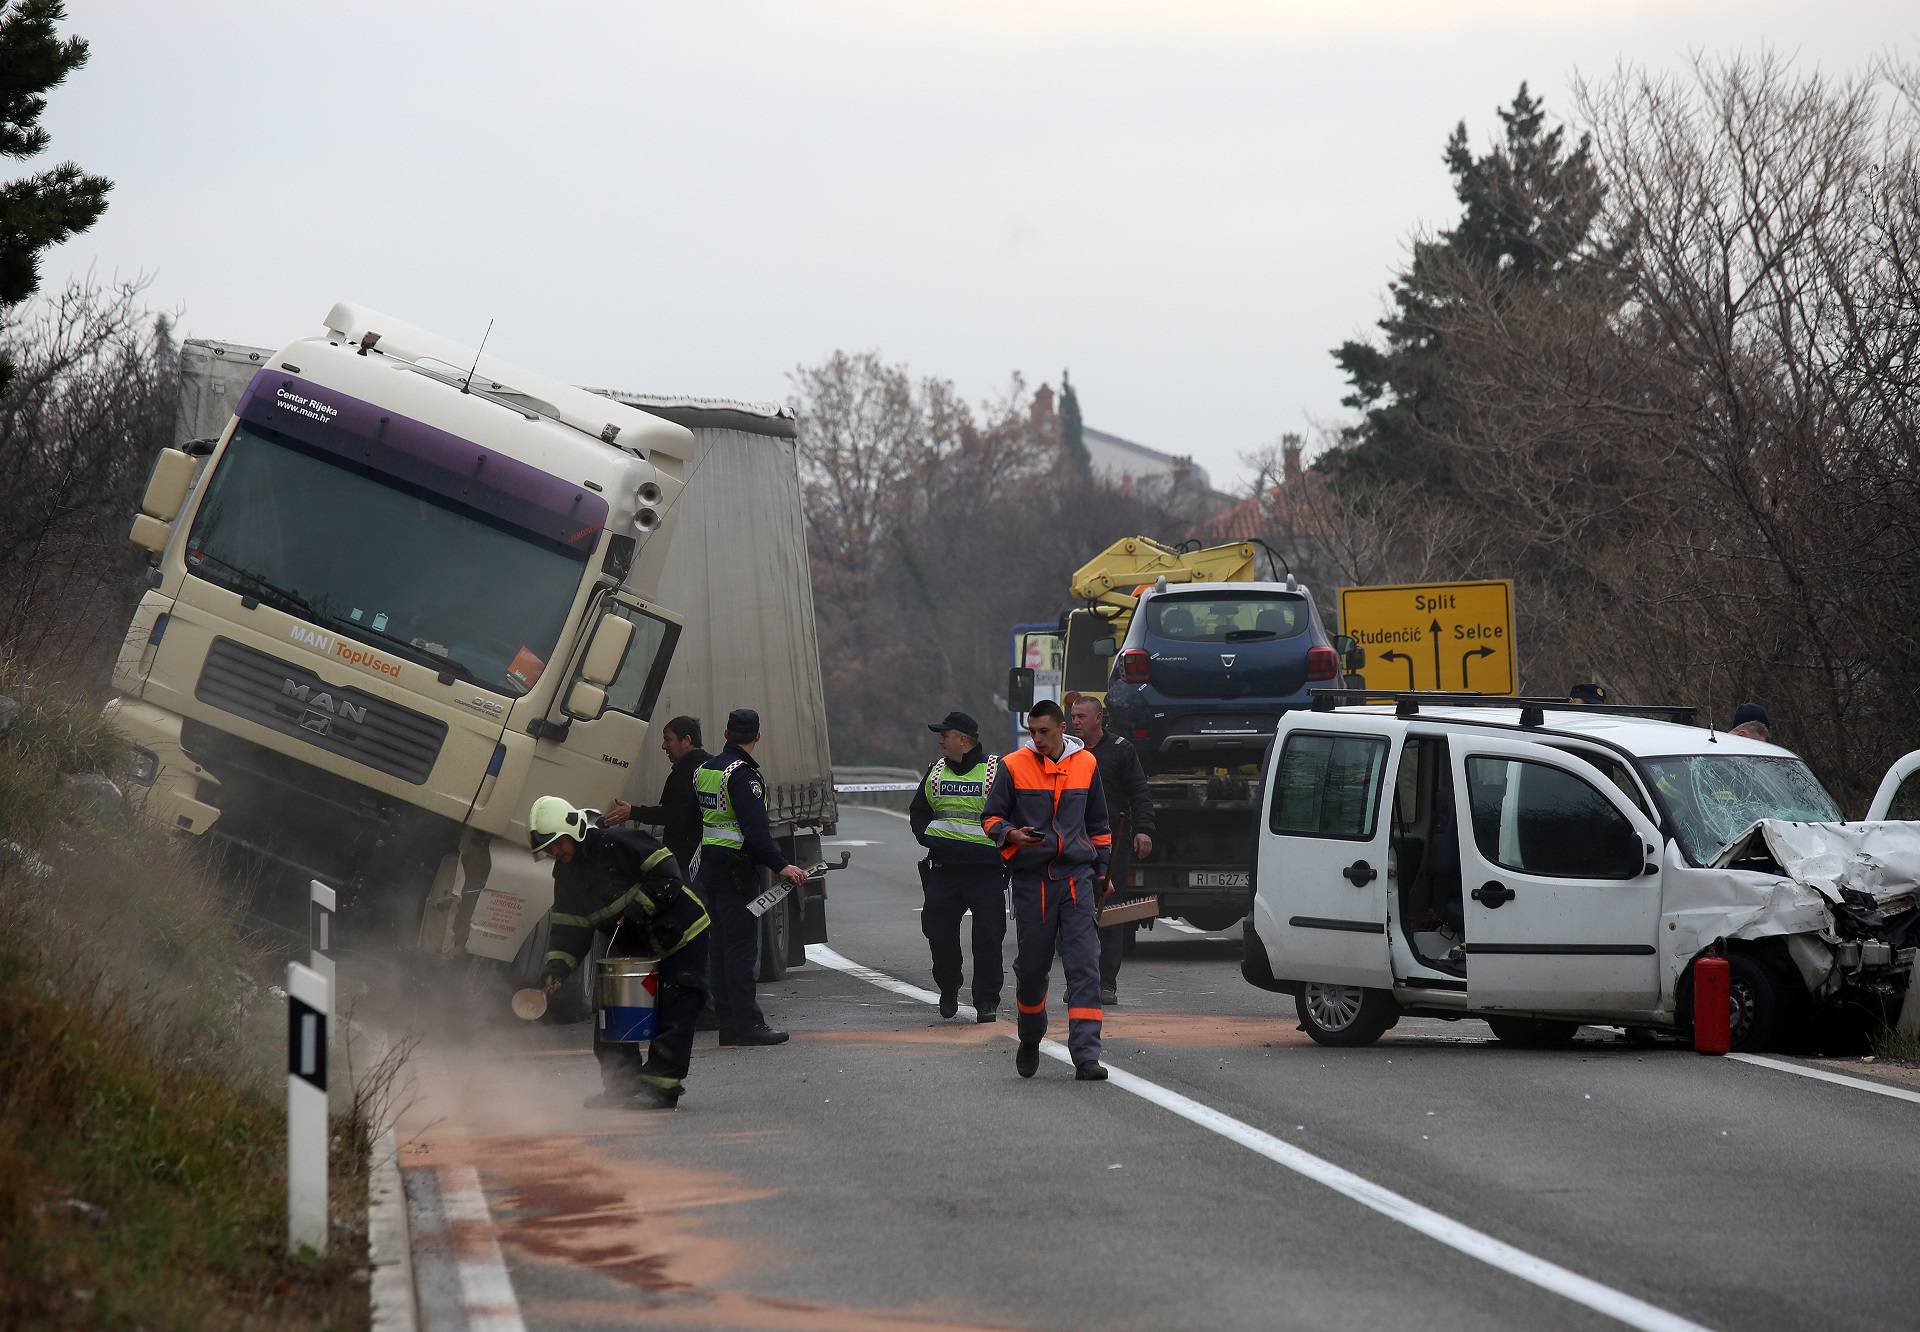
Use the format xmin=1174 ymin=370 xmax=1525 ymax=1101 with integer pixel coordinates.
xmin=0 ymin=277 xmax=175 ymax=679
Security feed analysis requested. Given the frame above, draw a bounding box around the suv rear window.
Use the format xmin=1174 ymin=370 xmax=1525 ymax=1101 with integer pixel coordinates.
xmin=1146 ymin=593 xmax=1307 ymax=643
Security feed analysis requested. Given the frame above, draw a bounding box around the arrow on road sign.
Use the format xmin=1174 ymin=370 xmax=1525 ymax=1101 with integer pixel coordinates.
xmin=1461 ymin=646 xmax=1495 ymax=690
xmin=1380 ymin=650 xmax=1415 ymax=689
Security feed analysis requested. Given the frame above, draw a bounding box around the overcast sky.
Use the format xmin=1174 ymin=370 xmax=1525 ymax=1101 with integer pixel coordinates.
xmin=35 ymin=2 xmax=1915 ymax=490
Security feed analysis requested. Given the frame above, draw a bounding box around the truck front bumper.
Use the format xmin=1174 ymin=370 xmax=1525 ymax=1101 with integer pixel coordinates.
xmin=102 ymin=697 xmax=221 ymax=835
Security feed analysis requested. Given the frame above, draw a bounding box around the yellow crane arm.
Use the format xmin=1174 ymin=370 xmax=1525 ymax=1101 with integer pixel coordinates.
xmin=1068 ymin=537 xmax=1258 ymax=619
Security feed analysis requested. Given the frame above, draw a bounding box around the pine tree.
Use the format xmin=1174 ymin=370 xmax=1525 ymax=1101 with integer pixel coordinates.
xmin=1059 ymin=368 xmax=1090 ymax=473
xmin=1324 ymin=84 xmax=1619 ymax=495
xmin=0 ymin=0 xmax=111 ymax=397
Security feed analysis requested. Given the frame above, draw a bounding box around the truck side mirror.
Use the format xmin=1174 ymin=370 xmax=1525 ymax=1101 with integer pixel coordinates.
xmin=1332 ymin=633 xmax=1365 ymax=671
xmin=1092 ymin=636 xmax=1117 ymax=658
xmin=564 ymin=681 xmax=608 ymax=720
xmin=1007 ymin=667 xmax=1035 ymax=714
xmin=130 ymin=447 xmax=198 ymax=553
xmin=580 ymin=613 xmax=634 ymax=686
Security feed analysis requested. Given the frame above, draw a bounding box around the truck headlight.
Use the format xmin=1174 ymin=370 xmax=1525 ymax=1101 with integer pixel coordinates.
xmin=128 ymin=747 xmax=159 ymax=786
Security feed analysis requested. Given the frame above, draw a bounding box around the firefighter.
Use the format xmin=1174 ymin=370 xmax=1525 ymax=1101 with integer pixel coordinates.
xmin=982 ymin=699 xmax=1113 ymax=1082
xmin=909 ymin=710 xmax=1006 ymax=1021
xmin=530 ymin=796 xmax=709 ymax=1109
xmin=695 ymin=708 xmax=808 ymax=1045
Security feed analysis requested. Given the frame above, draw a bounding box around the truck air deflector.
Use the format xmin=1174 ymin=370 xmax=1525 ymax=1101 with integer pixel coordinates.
xmin=235 ymin=372 xmax=610 ymax=553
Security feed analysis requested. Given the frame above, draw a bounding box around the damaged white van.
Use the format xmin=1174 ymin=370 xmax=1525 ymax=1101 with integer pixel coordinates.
xmin=1241 ymin=695 xmax=1920 ymax=1051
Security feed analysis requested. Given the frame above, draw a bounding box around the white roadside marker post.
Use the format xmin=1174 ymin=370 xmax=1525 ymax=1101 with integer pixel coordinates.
xmin=286 ymin=960 xmax=330 ymax=1255
xmin=309 ymin=878 xmax=337 ymax=991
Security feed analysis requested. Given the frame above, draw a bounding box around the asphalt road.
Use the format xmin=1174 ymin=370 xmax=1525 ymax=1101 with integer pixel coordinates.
xmin=389 ymin=806 xmax=1920 ymax=1331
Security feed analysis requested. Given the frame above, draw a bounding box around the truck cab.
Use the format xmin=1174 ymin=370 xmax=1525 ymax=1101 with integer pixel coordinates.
xmin=111 ymin=305 xmax=693 ymax=966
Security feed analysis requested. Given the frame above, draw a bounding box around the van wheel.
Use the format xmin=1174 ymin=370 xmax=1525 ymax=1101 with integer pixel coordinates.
xmin=1295 ymin=984 xmax=1398 ymax=1047
xmin=1485 ymin=1016 xmax=1581 ymax=1048
xmin=1726 ymin=952 xmax=1786 ymax=1051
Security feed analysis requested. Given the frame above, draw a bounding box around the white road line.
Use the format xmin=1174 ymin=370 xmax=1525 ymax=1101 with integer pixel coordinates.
xmin=845 ymin=804 xmax=911 ymax=820
xmin=806 ymin=944 xmax=1706 ymax=1332
xmin=436 ymin=1165 xmax=526 ymax=1332
xmin=1162 ymin=919 xmax=1208 ymax=935
xmin=1730 ymin=1053 xmax=1920 ymax=1107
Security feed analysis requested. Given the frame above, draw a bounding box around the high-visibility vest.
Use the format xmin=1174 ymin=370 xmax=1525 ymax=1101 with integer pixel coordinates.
xmin=921 ymin=754 xmax=998 ymax=846
xmin=696 ymin=760 xmax=747 ymax=850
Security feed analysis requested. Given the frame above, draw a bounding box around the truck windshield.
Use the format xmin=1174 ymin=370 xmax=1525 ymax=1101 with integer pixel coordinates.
xmin=186 ymin=422 xmax=591 ymax=697
xmin=1146 ymin=592 xmax=1307 ymax=643
xmin=1641 ymin=754 xmax=1843 ymax=863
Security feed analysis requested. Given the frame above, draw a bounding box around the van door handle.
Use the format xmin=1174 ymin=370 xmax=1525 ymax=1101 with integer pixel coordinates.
xmin=1471 ymin=881 xmax=1515 ymax=908
xmin=1342 ymin=859 xmax=1377 ymax=886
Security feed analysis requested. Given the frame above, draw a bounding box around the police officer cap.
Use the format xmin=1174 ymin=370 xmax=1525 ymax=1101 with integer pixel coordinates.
xmin=1568 ymin=682 xmax=1607 ymax=704
xmin=926 ymin=710 xmax=979 ymax=738
xmin=725 ymin=707 xmax=761 ymax=740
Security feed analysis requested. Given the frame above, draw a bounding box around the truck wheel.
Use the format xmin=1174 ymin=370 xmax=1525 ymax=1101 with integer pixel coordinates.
xmin=757 ymin=887 xmax=791 ymax=982
xmin=1295 ymin=984 xmax=1398 ymax=1047
xmin=1485 ymin=1016 xmax=1582 ymax=1048
xmin=548 ymin=930 xmax=606 ymax=1025
xmin=1182 ymin=908 xmax=1244 ymax=933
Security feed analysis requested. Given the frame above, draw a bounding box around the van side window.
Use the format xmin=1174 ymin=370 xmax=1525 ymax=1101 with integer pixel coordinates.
xmin=1889 ymin=772 xmax=1920 ymax=821
xmin=1465 ymin=757 xmax=1641 ymax=879
xmin=1270 ymin=732 xmax=1389 ymax=839
xmin=1546 ymin=745 xmax=1652 ymax=817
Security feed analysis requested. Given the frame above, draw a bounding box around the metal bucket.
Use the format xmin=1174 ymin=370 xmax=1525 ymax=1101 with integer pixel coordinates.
xmin=595 ymin=954 xmax=660 ymax=1044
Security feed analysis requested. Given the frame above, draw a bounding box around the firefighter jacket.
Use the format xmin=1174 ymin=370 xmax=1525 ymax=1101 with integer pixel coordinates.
xmin=982 ymin=735 xmax=1113 ymax=881
xmin=545 ymin=826 xmax=709 ymax=977
xmin=694 ymin=743 xmax=790 ymax=873
xmin=909 ymin=744 xmax=1003 ymax=867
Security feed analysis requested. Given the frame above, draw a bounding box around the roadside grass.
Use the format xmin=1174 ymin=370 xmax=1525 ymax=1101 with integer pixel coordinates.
xmin=0 ymin=667 xmax=375 ymax=1329
xmin=1870 ymin=1023 xmax=1920 ymax=1065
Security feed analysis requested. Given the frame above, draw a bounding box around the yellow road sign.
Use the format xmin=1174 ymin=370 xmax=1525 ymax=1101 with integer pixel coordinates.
xmin=1338 ymin=580 xmax=1516 ymax=694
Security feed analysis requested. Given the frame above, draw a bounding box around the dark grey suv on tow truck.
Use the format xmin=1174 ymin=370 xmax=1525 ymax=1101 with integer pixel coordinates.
xmin=1102 ymin=577 xmax=1353 ymax=932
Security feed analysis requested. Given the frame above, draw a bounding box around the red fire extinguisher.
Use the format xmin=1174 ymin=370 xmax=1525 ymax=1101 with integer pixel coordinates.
xmin=1693 ymin=952 xmax=1731 ymax=1055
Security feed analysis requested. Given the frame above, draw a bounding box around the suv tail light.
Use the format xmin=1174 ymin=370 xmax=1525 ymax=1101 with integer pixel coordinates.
xmin=1306 ymin=646 xmax=1339 ymax=682
xmin=1120 ymin=649 xmax=1152 ymax=684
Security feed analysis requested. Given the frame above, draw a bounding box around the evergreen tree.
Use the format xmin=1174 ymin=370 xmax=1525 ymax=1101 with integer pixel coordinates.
xmin=1324 ymin=84 xmax=1618 ymax=494
xmin=1059 ymin=368 xmax=1090 ymax=473
xmin=0 ymin=0 xmax=111 ymax=397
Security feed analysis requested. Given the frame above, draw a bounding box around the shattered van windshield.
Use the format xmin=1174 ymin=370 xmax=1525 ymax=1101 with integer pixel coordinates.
xmin=1643 ymin=754 xmax=1842 ymax=863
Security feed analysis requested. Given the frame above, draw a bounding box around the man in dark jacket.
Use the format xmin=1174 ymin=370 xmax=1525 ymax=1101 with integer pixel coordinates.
xmin=983 ymin=699 xmax=1113 ymax=1082
xmin=695 ymin=708 xmax=808 ymax=1046
xmin=1070 ymin=696 xmax=1156 ymax=1006
xmin=909 ymin=710 xmax=1006 ymax=1021
xmin=530 ymin=796 xmax=710 ymax=1109
xmin=604 ymin=715 xmax=711 ymax=869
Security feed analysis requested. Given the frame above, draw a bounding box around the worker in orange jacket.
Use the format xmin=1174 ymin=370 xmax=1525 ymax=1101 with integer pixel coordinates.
xmin=981 ymin=698 xmax=1113 ymax=1082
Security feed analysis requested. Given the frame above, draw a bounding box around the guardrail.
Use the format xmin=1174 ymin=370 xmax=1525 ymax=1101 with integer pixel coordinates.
xmin=832 ymin=765 xmax=920 ymax=813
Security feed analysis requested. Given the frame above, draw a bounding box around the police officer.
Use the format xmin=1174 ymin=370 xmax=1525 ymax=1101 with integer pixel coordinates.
xmin=909 ymin=710 xmax=1006 ymax=1021
xmin=529 ymin=796 xmax=709 ymax=1109
xmin=695 ymin=708 xmax=807 ymax=1045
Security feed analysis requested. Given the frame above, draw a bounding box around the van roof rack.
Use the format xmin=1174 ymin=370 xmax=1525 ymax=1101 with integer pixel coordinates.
xmin=1308 ymin=689 xmax=1698 ymax=729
